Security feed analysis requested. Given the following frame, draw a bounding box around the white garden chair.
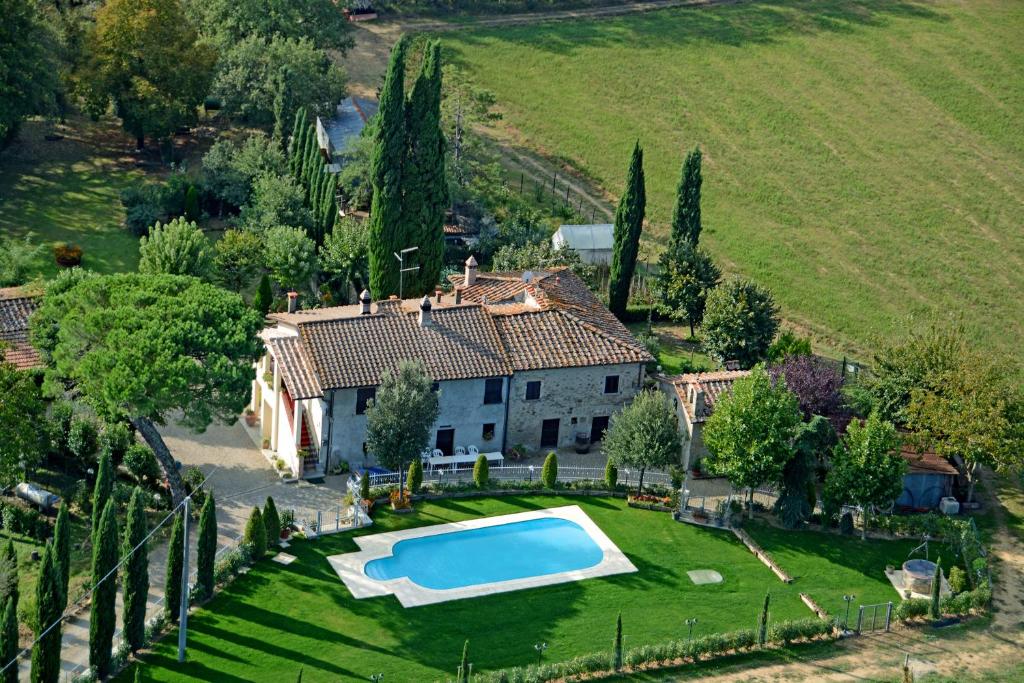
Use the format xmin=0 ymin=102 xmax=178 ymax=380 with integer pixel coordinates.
xmin=467 ymin=445 xmax=480 ymax=456
xmin=454 ymin=446 xmax=467 ymax=456
xmin=431 ymin=448 xmax=444 ymax=458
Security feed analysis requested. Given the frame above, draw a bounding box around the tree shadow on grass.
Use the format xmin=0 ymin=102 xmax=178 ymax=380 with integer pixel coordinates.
xmin=133 ymin=652 xmax=255 ymax=683
xmin=444 ymin=0 xmax=948 ymax=59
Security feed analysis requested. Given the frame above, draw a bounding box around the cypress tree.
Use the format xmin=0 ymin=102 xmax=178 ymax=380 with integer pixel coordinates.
xmin=613 ymin=612 xmax=622 ymax=670
xmin=930 ymin=558 xmax=942 ymax=619
xmin=164 ymin=511 xmax=184 ymax=623
xmin=322 ymin=174 xmax=339 ymax=240
xmin=90 ymin=499 xmax=118 ymax=678
xmin=196 ymin=493 xmax=217 ymax=601
xmin=310 ymin=162 xmax=325 ymax=225
xmin=91 ymin=451 xmax=114 ymax=540
xmin=254 ymin=273 xmax=273 ymax=316
xmin=671 ymin=146 xmax=702 ymax=247
xmin=0 ymin=541 xmax=17 ymax=609
xmin=608 ymin=141 xmax=646 ymax=318
xmin=30 ymin=542 xmax=61 ymax=683
xmin=263 ymin=496 xmax=280 ymax=547
xmin=289 ymin=107 xmax=308 ymax=177
xmin=1 ymin=595 xmax=17 ymax=683
xmin=244 ymin=507 xmax=267 ymax=560
xmin=403 ymin=39 xmax=448 ymax=297
xmin=304 ymin=134 xmax=321 ymax=200
xmin=457 ymin=640 xmax=469 ymax=683
xmin=53 ymin=505 xmax=70 ymax=609
xmin=758 ymin=591 xmax=770 ymax=645
xmin=293 ymin=122 xmax=310 ymax=184
xmin=368 ymin=38 xmax=408 ymax=299
xmin=360 ymin=472 xmax=370 ymax=501
xmin=122 ymin=487 xmax=148 ymax=652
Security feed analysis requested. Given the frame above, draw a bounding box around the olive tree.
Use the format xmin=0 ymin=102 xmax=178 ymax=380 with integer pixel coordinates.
xmin=602 ymin=390 xmax=682 ymax=493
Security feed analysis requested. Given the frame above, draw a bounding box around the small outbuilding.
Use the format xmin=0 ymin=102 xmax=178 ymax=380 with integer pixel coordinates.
xmin=896 ymin=446 xmax=958 ymax=511
xmin=552 ymin=224 xmax=614 ymax=265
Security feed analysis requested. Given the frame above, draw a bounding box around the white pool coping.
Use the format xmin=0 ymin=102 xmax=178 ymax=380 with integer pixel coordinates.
xmin=326 ymin=505 xmax=637 ymax=607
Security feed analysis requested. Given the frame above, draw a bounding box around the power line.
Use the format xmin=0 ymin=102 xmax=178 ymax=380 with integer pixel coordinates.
xmin=0 ymin=467 xmax=217 ymax=677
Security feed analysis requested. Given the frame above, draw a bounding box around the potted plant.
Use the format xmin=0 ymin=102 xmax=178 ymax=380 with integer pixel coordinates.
xmin=389 ymin=489 xmax=412 ymax=513
xmin=261 ymin=438 xmax=271 ymax=449
xmin=244 ymin=409 xmax=257 ymax=427
xmin=482 ymin=428 xmax=495 ymax=442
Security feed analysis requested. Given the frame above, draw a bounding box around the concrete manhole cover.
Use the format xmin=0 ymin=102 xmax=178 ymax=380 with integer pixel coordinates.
xmin=687 ymin=569 xmax=723 ymax=585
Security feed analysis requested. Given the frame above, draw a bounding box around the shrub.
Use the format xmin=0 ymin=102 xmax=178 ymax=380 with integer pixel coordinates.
xmin=948 ymin=566 xmax=967 ymax=595
xmin=894 ymin=598 xmax=930 ymax=622
xmin=541 ymin=452 xmax=558 ymax=488
xmin=839 ymin=511 xmax=854 ymax=536
xmin=408 ymin=459 xmax=423 ymax=494
xmin=68 ymin=415 xmax=100 ymax=465
xmin=768 ymin=618 xmax=832 ymax=645
xmin=473 ymin=454 xmax=489 ymax=488
xmin=263 ymin=496 xmax=281 ymax=544
xmin=53 ymin=243 xmax=83 ymax=267
xmin=605 ymin=459 xmax=618 ymax=489
xmin=243 ymin=507 xmax=267 ymax=559
xmin=360 ymin=473 xmax=370 ymax=500
xmin=123 ymin=444 xmax=160 ymax=484
xmin=183 ymin=465 xmax=206 ymax=508
xmin=100 ymin=421 xmax=132 ymax=465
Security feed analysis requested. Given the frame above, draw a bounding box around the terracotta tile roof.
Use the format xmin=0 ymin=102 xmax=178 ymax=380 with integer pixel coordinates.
xmin=267 ymin=336 xmax=322 ymax=400
xmin=900 ymin=446 xmax=959 ymax=476
xmin=664 ymin=370 xmax=751 ymax=423
xmin=0 ymin=293 xmax=41 ymax=370
xmin=493 ymin=309 xmax=652 ymax=370
xmin=451 ymin=268 xmax=642 ymax=347
xmin=298 ymin=305 xmax=512 ymax=390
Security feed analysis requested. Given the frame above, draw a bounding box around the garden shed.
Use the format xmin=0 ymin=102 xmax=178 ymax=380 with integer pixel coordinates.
xmin=896 ymin=446 xmax=958 ymax=511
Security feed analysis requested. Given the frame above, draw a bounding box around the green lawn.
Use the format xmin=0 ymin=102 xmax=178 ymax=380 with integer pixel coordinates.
xmin=126 ymin=496 xmax=914 ymax=682
xmin=626 ymin=321 xmax=714 ymax=374
xmin=0 ymin=117 xmax=145 ymax=279
xmin=744 ymin=522 xmax=931 ymax=621
xmin=443 ymin=0 xmax=1024 ymax=363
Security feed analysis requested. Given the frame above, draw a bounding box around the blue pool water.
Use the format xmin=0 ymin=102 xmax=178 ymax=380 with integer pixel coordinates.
xmin=364 ymin=517 xmax=604 ymax=590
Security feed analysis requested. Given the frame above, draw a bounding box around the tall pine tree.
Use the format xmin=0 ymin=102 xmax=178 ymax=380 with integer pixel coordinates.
xmin=671 ymin=146 xmax=702 ymax=246
xmin=289 ymin=107 xmax=308 ymax=177
xmin=164 ymin=511 xmax=184 ymax=623
xmin=608 ymin=142 xmax=646 ymax=318
xmin=53 ymin=505 xmax=71 ymax=610
xmin=90 ymin=499 xmax=118 ymax=678
xmin=31 ymin=542 xmax=62 ymax=683
xmin=92 ymin=451 xmax=114 ymax=540
xmin=196 ymin=493 xmax=217 ymax=601
xmin=122 ymin=488 xmax=149 ymax=652
xmin=368 ymin=38 xmax=409 ymax=299
xmin=1 ymin=595 xmax=17 ymax=683
xmin=403 ymin=39 xmax=448 ymax=297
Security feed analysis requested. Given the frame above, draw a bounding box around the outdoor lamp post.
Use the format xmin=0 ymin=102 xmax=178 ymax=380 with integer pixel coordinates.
xmin=534 ymin=642 xmax=548 ymax=663
xmin=686 ymin=617 xmax=698 ymax=642
xmin=843 ymin=594 xmax=855 ymax=630
xmin=528 ymin=465 xmax=534 ymax=482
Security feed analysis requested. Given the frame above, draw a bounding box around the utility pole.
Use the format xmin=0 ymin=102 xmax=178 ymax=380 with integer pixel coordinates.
xmin=177 ymin=497 xmax=191 ymax=662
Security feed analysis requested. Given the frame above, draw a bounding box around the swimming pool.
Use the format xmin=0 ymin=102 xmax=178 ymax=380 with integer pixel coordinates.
xmin=364 ymin=517 xmax=604 ymax=590
xmin=327 ymin=505 xmax=637 ymax=606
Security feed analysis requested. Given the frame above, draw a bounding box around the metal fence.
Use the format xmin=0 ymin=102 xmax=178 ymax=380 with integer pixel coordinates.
xmin=854 ymin=602 xmax=894 ymax=633
xmin=366 ymin=464 xmax=673 ymax=489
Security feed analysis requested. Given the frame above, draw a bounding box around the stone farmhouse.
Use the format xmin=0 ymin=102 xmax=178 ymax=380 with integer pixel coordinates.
xmin=250 ymin=258 xmax=653 ymax=478
xmin=0 ymin=287 xmax=42 ymax=370
xmin=657 ymin=370 xmax=751 ymax=472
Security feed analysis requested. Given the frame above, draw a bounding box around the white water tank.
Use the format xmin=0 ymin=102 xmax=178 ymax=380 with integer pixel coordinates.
xmin=939 ymin=497 xmax=960 ymax=516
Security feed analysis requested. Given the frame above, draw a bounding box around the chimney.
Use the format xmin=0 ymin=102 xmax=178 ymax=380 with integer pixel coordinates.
xmin=693 ymin=388 xmax=706 ymax=418
xmin=359 ymin=289 xmax=371 ymax=315
xmin=454 ymin=287 xmax=463 ymax=305
xmin=465 ymin=255 xmax=478 ymax=286
xmin=522 ymin=270 xmax=533 ymax=283
xmin=435 ymin=289 xmax=443 ymax=304
xmin=418 ymin=295 xmax=432 ymax=326
xmin=287 ymin=291 xmax=298 ymax=314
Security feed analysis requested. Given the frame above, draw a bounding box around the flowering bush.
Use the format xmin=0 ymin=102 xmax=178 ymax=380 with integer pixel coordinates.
xmin=769 ymin=354 xmax=844 ymax=418
xmin=389 ymin=489 xmax=411 ymax=509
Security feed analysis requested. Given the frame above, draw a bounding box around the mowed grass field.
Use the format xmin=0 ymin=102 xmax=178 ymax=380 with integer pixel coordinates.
xmin=123 ymin=496 xmax=916 ymax=682
xmin=443 ymin=0 xmax=1024 ymax=362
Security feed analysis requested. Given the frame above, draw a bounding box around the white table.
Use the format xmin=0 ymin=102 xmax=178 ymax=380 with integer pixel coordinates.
xmin=426 ymin=451 xmax=503 ymax=470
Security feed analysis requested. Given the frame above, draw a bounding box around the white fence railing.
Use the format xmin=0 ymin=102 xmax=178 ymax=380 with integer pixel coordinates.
xmin=366 ymin=464 xmax=674 ymax=490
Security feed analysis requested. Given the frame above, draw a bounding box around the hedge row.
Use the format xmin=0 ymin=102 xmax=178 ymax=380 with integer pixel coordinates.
xmin=479 ymin=618 xmax=835 ymax=683
xmin=367 ymin=478 xmax=675 ymax=502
